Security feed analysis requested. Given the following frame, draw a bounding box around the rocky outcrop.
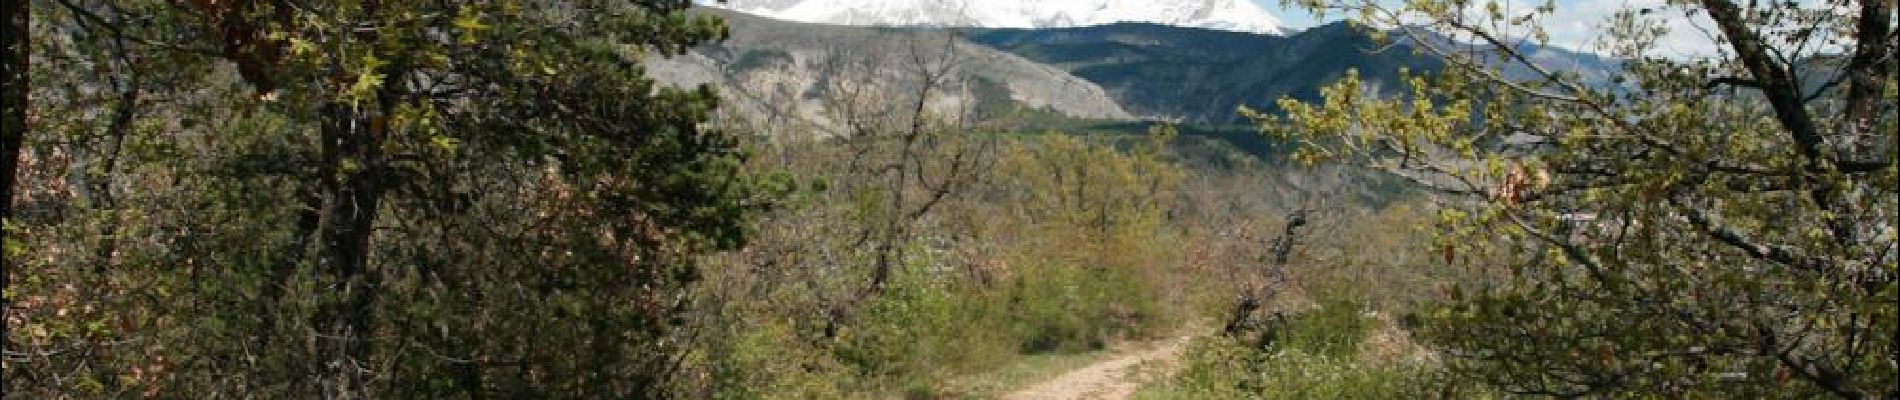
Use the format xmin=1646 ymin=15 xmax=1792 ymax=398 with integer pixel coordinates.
xmin=648 ymin=9 xmax=1134 ymax=138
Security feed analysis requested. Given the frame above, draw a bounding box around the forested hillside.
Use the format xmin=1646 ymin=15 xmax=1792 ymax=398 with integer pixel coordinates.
xmin=3 ymin=0 xmax=1892 ymax=398
xmin=966 ymin=22 xmax=1444 ymax=124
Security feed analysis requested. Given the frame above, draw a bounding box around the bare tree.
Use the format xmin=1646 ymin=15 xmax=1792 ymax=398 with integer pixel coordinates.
xmin=799 ymin=29 xmax=996 ymax=337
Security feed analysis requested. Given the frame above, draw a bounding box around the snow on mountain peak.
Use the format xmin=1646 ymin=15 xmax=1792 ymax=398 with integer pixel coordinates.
xmin=710 ymin=0 xmax=1285 ymax=34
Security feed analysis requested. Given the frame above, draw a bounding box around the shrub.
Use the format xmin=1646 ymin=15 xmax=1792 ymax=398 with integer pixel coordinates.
xmin=1141 ymin=298 xmax=1421 ymax=399
xmin=1006 ymin=260 xmax=1164 ymax=354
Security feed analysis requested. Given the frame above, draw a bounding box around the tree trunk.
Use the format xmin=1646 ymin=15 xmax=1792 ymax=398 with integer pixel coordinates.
xmin=1841 ymin=0 xmax=1894 ymax=159
xmin=2 ymin=0 xmax=26 ymax=219
xmin=314 ymin=100 xmax=387 ymax=398
xmin=1699 ymin=0 xmax=1827 ymax=166
xmin=2 ymin=0 xmax=30 ymax=378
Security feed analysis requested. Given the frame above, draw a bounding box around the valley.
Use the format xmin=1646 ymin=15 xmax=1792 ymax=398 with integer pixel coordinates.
xmin=4 ymin=0 xmax=1891 ymax=398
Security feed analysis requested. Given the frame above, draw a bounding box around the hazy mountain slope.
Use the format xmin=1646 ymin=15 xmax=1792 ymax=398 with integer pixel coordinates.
xmin=1398 ymin=30 xmax=1622 ymax=88
xmin=655 ymin=10 xmax=1619 ymax=132
xmin=965 ymin=22 xmax=1448 ymax=124
xmin=713 ymin=0 xmax=1283 ymax=34
xmin=966 ymin=22 xmax=1621 ymax=124
xmin=648 ymin=9 xmax=1135 ymax=137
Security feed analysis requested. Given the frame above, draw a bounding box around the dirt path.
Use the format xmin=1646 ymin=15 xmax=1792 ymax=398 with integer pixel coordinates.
xmin=1000 ymin=335 xmax=1194 ymax=400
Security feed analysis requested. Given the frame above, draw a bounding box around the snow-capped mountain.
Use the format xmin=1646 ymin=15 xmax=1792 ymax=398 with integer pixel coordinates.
xmin=709 ymin=0 xmax=1285 ymax=34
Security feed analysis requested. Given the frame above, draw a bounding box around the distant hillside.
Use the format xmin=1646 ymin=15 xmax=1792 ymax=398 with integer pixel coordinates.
xmin=964 ymin=22 xmax=1446 ymax=124
xmin=713 ymin=0 xmax=1285 ymax=34
xmin=648 ymin=9 xmax=1135 ymax=137
xmin=965 ymin=22 xmax=1620 ymax=124
xmin=654 ymin=10 xmax=1621 ymax=134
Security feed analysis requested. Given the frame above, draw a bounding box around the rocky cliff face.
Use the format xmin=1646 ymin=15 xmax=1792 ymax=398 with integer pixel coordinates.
xmin=655 ymin=9 xmax=1617 ymax=133
xmin=648 ymin=9 xmax=1135 ymax=137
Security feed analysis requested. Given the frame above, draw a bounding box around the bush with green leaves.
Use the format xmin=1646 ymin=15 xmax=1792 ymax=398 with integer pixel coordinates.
xmin=680 ymin=132 xmax=1191 ymax=398
xmin=6 ymin=1 xmax=769 ymax=397
xmin=1141 ymin=298 xmax=1420 ymax=399
xmin=1261 ymin=0 xmax=1897 ymax=395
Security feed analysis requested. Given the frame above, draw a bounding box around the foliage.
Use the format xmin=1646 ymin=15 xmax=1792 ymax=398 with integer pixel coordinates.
xmin=1260 ymin=0 xmax=1898 ymax=396
xmin=1137 ymin=200 xmax=1459 ymax=399
xmin=6 ymin=0 xmax=766 ymax=397
xmin=1139 ymin=299 xmax=1421 ymax=400
xmin=679 ymin=130 xmax=1194 ymax=398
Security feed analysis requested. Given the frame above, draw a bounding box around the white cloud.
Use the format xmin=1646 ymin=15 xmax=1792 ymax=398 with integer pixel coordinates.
xmin=1542 ymin=0 xmax=1725 ymax=57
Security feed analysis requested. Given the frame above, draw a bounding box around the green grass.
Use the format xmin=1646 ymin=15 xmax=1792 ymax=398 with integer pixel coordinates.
xmin=695 ymin=254 xmax=1175 ymax=399
xmin=1132 ymin=343 xmax=1420 ymax=400
xmin=1133 ymin=299 xmax=1427 ymax=399
xmin=937 ymin=347 xmax=1121 ymax=398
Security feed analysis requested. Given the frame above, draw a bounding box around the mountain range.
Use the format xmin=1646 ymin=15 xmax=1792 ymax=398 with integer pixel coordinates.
xmin=711 ymin=0 xmax=1285 ymax=34
xmin=964 ymin=22 xmax=1448 ymax=124
xmin=652 ymin=6 xmax=1615 ymax=135
xmin=646 ymin=8 xmax=1136 ymax=138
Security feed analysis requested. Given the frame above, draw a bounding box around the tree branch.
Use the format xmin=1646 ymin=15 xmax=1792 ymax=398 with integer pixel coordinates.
xmin=1704 ymin=76 xmax=1762 ymax=90
xmin=1698 ymin=0 xmax=1828 ymax=168
xmin=1667 ymin=197 xmax=1832 ymax=275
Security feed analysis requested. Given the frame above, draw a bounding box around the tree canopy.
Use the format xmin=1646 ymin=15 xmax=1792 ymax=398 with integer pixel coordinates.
xmin=6 ymin=0 xmax=772 ymax=397
xmin=1259 ymin=0 xmax=1897 ymax=396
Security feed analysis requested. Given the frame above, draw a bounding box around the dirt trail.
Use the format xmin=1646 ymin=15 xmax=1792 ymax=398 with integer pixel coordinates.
xmin=1000 ymin=335 xmax=1194 ymax=400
